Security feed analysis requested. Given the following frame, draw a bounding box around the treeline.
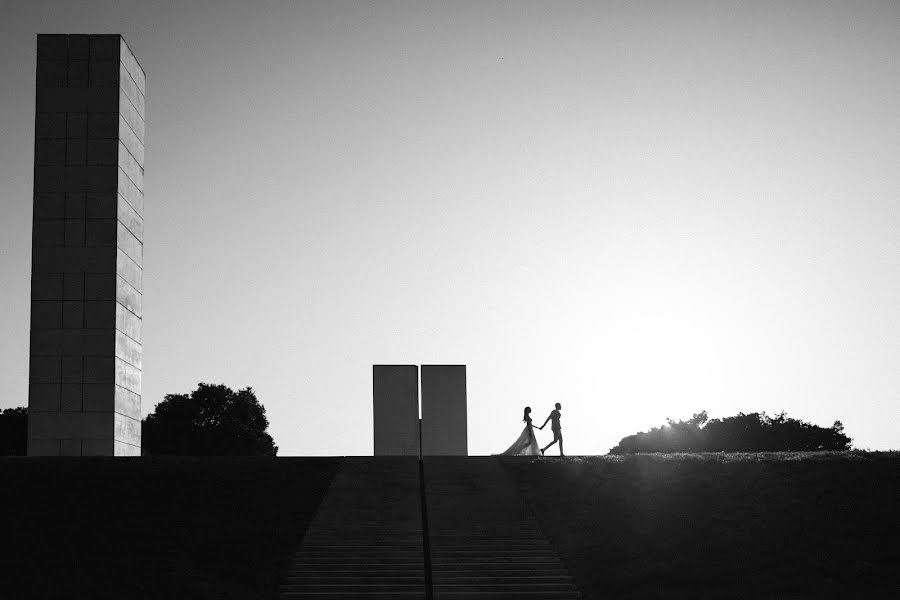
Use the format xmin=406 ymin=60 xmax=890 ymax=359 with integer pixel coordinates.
xmin=610 ymin=411 xmax=851 ymax=454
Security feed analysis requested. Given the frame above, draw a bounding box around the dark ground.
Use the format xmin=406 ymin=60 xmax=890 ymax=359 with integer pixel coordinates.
xmin=0 ymin=457 xmax=339 ymax=600
xmin=502 ymin=451 xmax=900 ymax=600
xmin=1 ymin=453 xmax=897 ymax=599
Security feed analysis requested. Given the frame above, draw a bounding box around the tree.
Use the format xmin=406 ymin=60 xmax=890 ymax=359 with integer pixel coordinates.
xmin=609 ymin=410 xmax=851 ymax=454
xmin=0 ymin=407 xmax=28 ymax=456
xmin=142 ymin=383 xmax=278 ymax=456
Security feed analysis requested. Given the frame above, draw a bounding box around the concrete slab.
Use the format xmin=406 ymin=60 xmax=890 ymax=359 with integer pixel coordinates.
xmin=421 ymin=365 xmax=468 ymax=456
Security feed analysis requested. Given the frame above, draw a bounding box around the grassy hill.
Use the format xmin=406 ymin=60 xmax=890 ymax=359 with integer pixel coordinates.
xmin=2 ymin=453 xmax=897 ymax=599
xmin=0 ymin=457 xmax=338 ymax=600
xmin=501 ymin=451 xmax=900 ymax=599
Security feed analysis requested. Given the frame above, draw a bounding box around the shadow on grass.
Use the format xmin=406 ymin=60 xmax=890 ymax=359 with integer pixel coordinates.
xmin=0 ymin=457 xmax=338 ymax=600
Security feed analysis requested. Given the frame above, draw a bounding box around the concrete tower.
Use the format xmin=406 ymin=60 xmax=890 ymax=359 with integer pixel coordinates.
xmin=28 ymin=34 xmax=145 ymax=456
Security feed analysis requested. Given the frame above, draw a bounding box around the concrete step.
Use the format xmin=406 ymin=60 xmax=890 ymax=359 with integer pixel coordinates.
xmin=281 ymin=594 xmax=425 ymax=599
xmin=281 ymin=584 xmax=425 ymax=593
xmin=434 ymin=593 xmax=579 ymax=600
xmin=283 ymin=576 xmax=425 ymax=585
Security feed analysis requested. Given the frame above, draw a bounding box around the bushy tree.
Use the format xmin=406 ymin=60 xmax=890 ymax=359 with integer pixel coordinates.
xmin=0 ymin=407 xmax=28 ymax=456
xmin=610 ymin=410 xmax=851 ymax=454
xmin=142 ymin=383 xmax=277 ymax=456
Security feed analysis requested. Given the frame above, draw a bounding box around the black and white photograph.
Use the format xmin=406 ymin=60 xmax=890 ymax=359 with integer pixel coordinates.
xmin=0 ymin=1 xmax=897 ymax=598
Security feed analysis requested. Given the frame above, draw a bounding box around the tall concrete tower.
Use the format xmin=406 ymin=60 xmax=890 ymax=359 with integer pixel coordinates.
xmin=28 ymin=34 xmax=145 ymax=456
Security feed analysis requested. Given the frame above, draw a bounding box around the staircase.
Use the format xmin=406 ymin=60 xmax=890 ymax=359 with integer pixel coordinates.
xmin=425 ymin=457 xmax=582 ymax=599
xmin=279 ymin=458 xmax=425 ymax=599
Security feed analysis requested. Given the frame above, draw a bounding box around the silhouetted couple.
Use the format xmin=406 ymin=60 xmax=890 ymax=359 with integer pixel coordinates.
xmin=500 ymin=403 xmax=564 ymax=456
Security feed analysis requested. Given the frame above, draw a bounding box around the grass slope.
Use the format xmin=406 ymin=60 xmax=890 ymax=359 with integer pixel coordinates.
xmin=501 ymin=452 xmax=900 ymax=600
xmin=0 ymin=457 xmax=338 ymax=600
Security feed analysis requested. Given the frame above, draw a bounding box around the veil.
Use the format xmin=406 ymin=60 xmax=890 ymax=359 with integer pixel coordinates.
xmin=499 ymin=421 xmax=541 ymax=456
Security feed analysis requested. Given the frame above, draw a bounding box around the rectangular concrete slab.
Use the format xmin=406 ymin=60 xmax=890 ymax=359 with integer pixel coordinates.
xmin=421 ymin=365 xmax=468 ymax=456
xmin=372 ymin=365 xmax=420 ymax=456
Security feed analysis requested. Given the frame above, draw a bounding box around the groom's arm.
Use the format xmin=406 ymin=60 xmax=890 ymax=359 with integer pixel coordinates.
xmin=539 ymin=415 xmax=551 ymax=429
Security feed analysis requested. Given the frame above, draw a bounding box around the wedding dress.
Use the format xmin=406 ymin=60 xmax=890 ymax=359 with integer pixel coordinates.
xmin=500 ymin=416 xmax=541 ymax=456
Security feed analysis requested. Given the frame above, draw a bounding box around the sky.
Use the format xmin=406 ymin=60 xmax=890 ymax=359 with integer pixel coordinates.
xmin=0 ymin=1 xmax=897 ymax=455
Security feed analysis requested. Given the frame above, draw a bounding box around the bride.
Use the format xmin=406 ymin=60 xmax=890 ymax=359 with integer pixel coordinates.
xmin=499 ymin=406 xmax=541 ymax=455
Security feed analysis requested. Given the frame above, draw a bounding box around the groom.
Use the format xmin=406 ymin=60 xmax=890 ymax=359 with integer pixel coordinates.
xmin=538 ymin=402 xmax=564 ymax=456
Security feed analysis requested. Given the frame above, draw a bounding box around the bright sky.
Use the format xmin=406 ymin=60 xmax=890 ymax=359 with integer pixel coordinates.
xmin=1 ymin=1 xmax=897 ymax=455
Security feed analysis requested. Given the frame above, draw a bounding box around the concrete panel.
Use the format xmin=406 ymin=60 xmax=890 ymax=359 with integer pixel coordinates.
xmin=114 ymin=440 xmax=141 ymax=456
xmin=87 ymin=139 xmax=118 ymax=165
xmin=29 ymin=384 xmax=61 ymax=412
xmin=30 ymin=330 xmax=64 ymax=356
xmin=115 ymin=356 xmax=141 ymax=395
xmin=116 ymin=248 xmax=142 ymax=292
xmin=83 ymin=383 xmax=114 ymax=412
xmin=34 ymin=166 xmax=65 ymax=192
xmin=117 ymin=195 xmax=143 ymax=241
xmin=86 ymin=273 xmax=116 ymax=300
xmin=35 ymin=87 xmax=88 ymax=113
xmin=33 ymin=221 xmax=65 ymax=247
xmin=85 ymin=193 xmax=117 ymax=219
xmin=69 ymin=35 xmax=90 ymax=60
xmin=87 ymin=88 xmax=119 ymax=112
xmin=90 ymin=59 xmax=119 ymax=87
xmin=115 ymin=276 xmax=142 ymax=316
xmin=373 ymin=365 xmax=420 ymax=456
xmin=31 ymin=301 xmax=63 ymax=329
xmin=114 ymin=385 xmax=141 ymax=419
xmin=115 ymin=302 xmax=142 ymax=342
xmin=61 ymin=356 xmax=83 ymax=383
xmin=68 ymin=61 xmax=89 ymax=87
xmin=118 ymin=141 xmax=143 ymax=191
xmin=119 ymin=38 xmax=146 ymax=94
xmin=84 ymin=356 xmax=115 ymax=383
xmin=64 ymin=166 xmax=87 ymax=192
xmin=62 ymin=301 xmax=84 ymax=329
xmin=64 ymin=220 xmax=85 ymax=247
xmin=32 ymin=246 xmax=116 ymax=273
xmin=65 ymin=139 xmax=86 ymax=166
xmin=30 ymin=356 xmax=61 ymax=383
xmin=34 ymin=193 xmax=66 ymax=219
xmin=36 ymin=60 xmax=67 ymax=87
xmin=60 ymin=384 xmax=82 ymax=412
xmin=85 ymin=300 xmax=115 ymax=328
xmin=91 ymin=35 xmax=120 ymax=60
xmin=63 ymin=273 xmax=84 ymax=300
xmin=116 ymin=221 xmax=142 ymax=265
xmin=66 ymin=194 xmax=86 ymax=219
xmin=35 ymin=113 xmax=67 ymax=138
xmin=36 ymin=139 xmax=66 ymax=165
xmin=88 ymin=113 xmax=119 ymax=139
xmin=61 ymin=329 xmax=116 ymax=355
xmin=85 ymin=165 xmax=118 ymax=193
xmin=28 ymin=412 xmax=60 ymax=438
xmin=28 ymin=439 xmax=60 ymax=456
xmin=32 ymin=274 xmax=64 ymax=300
xmin=82 ymin=439 xmax=114 ymax=456
xmin=115 ymin=330 xmax=142 ymax=369
xmin=82 ymin=412 xmax=114 ymax=438
xmin=86 ymin=219 xmax=117 ymax=246
xmin=118 ymin=116 xmax=144 ymax=166
xmin=117 ymin=167 xmax=143 ymax=214
xmin=114 ymin=413 xmax=141 ymax=446
xmin=60 ymin=439 xmax=82 ymax=456
xmin=119 ymin=87 xmax=145 ymax=143
xmin=118 ymin=62 xmax=145 ymax=116
xmin=67 ymin=113 xmax=88 ymax=139
xmin=421 ymin=365 xmax=468 ymax=456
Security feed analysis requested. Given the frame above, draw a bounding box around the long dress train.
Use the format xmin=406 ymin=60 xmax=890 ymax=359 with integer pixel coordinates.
xmin=500 ymin=418 xmax=541 ymax=456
